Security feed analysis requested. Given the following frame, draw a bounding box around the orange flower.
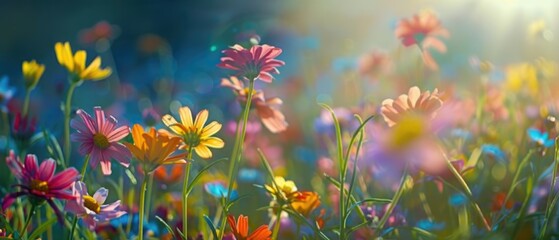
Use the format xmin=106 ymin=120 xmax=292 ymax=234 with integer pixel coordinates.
xmin=154 ymin=164 xmax=184 ymax=184
xmin=291 ymin=191 xmax=321 ymax=217
xmin=227 ymin=215 xmax=271 ymax=240
xmin=380 ymin=86 xmax=442 ymax=127
xmin=395 ymin=11 xmax=449 ymax=70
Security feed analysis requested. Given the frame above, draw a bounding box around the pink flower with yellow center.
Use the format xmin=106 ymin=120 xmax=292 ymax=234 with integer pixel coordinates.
xmin=71 ymin=106 xmax=131 ymax=175
xmin=380 ymin=86 xmax=442 ymax=127
xmin=218 ymin=44 xmax=284 ymax=82
xmin=2 ymin=151 xmax=79 ymax=223
xmin=65 ymin=181 xmax=126 ymax=230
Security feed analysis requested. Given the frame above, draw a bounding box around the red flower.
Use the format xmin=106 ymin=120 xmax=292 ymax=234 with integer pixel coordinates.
xmin=218 ymin=45 xmax=284 ymax=82
xmin=227 ymin=214 xmax=271 ymax=240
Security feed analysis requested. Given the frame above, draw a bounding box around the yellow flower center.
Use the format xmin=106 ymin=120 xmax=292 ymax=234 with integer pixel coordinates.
xmin=389 ymin=115 xmax=426 ymax=149
xmin=93 ymin=133 xmax=110 ymax=149
xmin=83 ymin=195 xmax=101 ymax=214
xmin=242 ymin=87 xmax=256 ymax=96
xmin=30 ymin=179 xmax=49 ymax=192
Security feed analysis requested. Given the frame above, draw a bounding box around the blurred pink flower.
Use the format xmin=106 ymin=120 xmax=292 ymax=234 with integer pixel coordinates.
xmin=2 ymin=151 xmax=79 ymax=223
xmin=71 ymin=107 xmax=131 ymax=175
xmin=395 ymin=12 xmax=449 ymax=70
xmin=218 ymin=44 xmax=284 ymax=82
xmin=221 ymin=77 xmax=288 ymax=133
xmin=65 ymin=181 xmax=126 ymax=230
xmin=79 ymin=21 xmax=119 ymax=44
xmin=485 ymin=87 xmax=509 ymax=121
xmin=358 ymin=50 xmax=391 ymax=80
xmin=380 ymin=86 xmax=443 ymax=127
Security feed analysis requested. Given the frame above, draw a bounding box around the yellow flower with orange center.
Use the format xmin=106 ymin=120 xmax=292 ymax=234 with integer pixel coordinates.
xmin=161 ymin=106 xmax=224 ymax=159
xmin=55 ymin=42 xmax=112 ymax=81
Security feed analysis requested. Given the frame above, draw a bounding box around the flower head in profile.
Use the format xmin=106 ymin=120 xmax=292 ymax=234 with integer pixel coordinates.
xmin=218 ymin=44 xmax=284 ymax=82
xmin=161 ymin=106 xmax=224 ymax=159
xmin=71 ymin=107 xmax=131 ymax=175
xmin=65 ymin=181 xmax=126 ymax=230
xmin=380 ymin=86 xmax=442 ymax=127
xmin=221 ymin=77 xmax=288 ymax=133
xmin=227 ymin=214 xmax=271 ymax=240
xmin=265 ymin=176 xmax=298 ymax=201
xmin=0 ymin=76 xmax=15 ymax=110
xmin=528 ymin=128 xmax=554 ymax=148
xmin=2 ymin=151 xmax=79 ymax=223
xmin=55 ymin=42 xmax=112 ymax=81
xmin=22 ymin=60 xmax=45 ymax=90
xmin=125 ymin=124 xmax=187 ymax=173
xmin=395 ymin=11 xmax=449 ymax=70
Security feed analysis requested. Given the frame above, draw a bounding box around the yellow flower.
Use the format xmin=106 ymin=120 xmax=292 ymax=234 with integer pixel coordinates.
xmin=124 ymin=124 xmax=187 ymax=173
xmin=54 ymin=42 xmax=112 ymax=81
xmin=161 ymin=106 xmax=224 ymax=159
xmin=388 ymin=115 xmax=427 ymax=149
xmin=265 ymin=176 xmax=298 ymax=200
xmin=22 ymin=60 xmax=45 ymax=90
xmin=505 ymin=63 xmax=539 ymax=96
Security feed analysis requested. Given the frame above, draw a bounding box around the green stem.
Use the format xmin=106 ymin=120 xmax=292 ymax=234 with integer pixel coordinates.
xmin=21 ymin=204 xmax=36 ymax=237
xmin=377 ymin=166 xmax=408 ymax=232
xmin=145 ymin=174 xmax=155 ymax=222
xmin=218 ymin=79 xmax=256 ymax=239
xmin=22 ymin=89 xmax=31 ymax=117
xmin=182 ymin=148 xmax=193 ymax=238
xmin=68 ymin=155 xmax=90 ymax=240
xmin=138 ymin=173 xmax=150 ymax=240
xmin=538 ymin=140 xmax=559 ymax=239
xmin=500 ymin=149 xmax=534 ymax=223
xmin=63 ymin=81 xmax=79 ymax=163
xmin=271 ymin=208 xmax=282 ymax=240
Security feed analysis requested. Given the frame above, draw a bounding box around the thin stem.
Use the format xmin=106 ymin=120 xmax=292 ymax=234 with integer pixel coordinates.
xmin=68 ymin=155 xmax=90 ymax=240
xmin=271 ymin=208 xmax=282 ymax=240
xmin=63 ymin=82 xmax=79 ymax=163
xmin=22 ymin=89 xmax=31 ymax=117
xmin=538 ymin=140 xmax=559 ymax=239
xmin=218 ymin=79 xmax=256 ymax=239
xmin=138 ymin=173 xmax=150 ymax=240
xmin=21 ymin=204 xmax=36 ymax=237
xmin=182 ymin=148 xmax=193 ymax=238
xmin=377 ymin=166 xmax=408 ymax=232
xmin=145 ymin=174 xmax=155 ymax=222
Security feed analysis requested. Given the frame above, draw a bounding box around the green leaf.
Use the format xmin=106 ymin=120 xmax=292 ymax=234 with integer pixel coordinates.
xmin=28 ymin=217 xmax=56 ymax=240
xmin=466 ymin=147 xmax=482 ymax=169
xmin=125 ymin=168 xmax=138 ymax=185
xmin=155 ymin=216 xmax=176 ymax=240
xmin=203 ymin=215 xmax=219 ymax=240
xmin=186 ymin=158 xmax=227 ymax=196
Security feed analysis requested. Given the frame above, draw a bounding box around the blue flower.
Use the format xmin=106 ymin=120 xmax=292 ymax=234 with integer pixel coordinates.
xmin=527 ymin=128 xmax=554 ymax=148
xmin=204 ymin=181 xmax=238 ymax=200
xmin=0 ymin=76 xmax=15 ymax=110
xmin=238 ymin=168 xmax=264 ymax=183
xmin=416 ymin=219 xmax=445 ymax=231
xmin=481 ymin=144 xmax=507 ymax=163
xmin=449 ymin=193 xmax=468 ymax=207
xmin=110 ymin=213 xmax=160 ymax=239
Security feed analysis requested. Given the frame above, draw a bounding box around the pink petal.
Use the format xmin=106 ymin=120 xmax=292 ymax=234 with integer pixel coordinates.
xmin=100 ymin=160 xmax=112 ymax=175
xmin=107 ymin=126 xmax=129 ymax=142
xmin=37 ymin=159 xmax=56 ymax=182
xmin=49 ymin=168 xmax=80 ymax=190
xmin=24 ymin=154 xmax=39 ymax=178
xmin=93 ymin=187 xmax=109 ymax=205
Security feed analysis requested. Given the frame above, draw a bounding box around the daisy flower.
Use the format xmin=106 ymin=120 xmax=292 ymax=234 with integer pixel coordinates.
xmin=380 ymin=86 xmax=442 ymax=127
xmin=71 ymin=107 xmax=131 ymax=175
xmin=2 ymin=151 xmax=79 ymax=223
xmin=218 ymin=44 xmax=284 ymax=82
xmin=161 ymin=105 xmax=224 ymax=159
xmin=65 ymin=181 xmax=126 ymax=230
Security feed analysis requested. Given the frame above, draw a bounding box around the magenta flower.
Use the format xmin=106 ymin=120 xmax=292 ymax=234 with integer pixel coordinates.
xmin=65 ymin=181 xmax=126 ymax=230
xmin=218 ymin=44 xmax=285 ymax=82
xmin=71 ymin=106 xmax=131 ymax=175
xmin=2 ymin=150 xmax=79 ymax=223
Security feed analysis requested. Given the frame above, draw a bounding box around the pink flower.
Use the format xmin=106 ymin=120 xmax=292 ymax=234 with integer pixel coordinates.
xmin=380 ymin=86 xmax=442 ymax=127
xmin=71 ymin=107 xmax=131 ymax=175
xmin=65 ymin=181 xmax=126 ymax=230
xmin=2 ymin=151 xmax=79 ymax=223
xmin=395 ymin=12 xmax=450 ymax=70
xmin=218 ymin=44 xmax=285 ymax=82
xmin=221 ymin=77 xmax=288 ymax=133
xmin=358 ymin=50 xmax=392 ymax=80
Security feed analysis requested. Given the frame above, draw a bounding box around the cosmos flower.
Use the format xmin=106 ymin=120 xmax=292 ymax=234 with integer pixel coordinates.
xmin=65 ymin=181 xmax=126 ymax=230
xmin=0 ymin=76 xmax=15 ymax=111
xmin=71 ymin=107 xmax=131 ymax=175
xmin=221 ymin=77 xmax=288 ymax=133
xmin=55 ymin=42 xmax=112 ymax=81
xmin=161 ymin=105 xmax=224 ymax=159
xmin=22 ymin=60 xmax=45 ymax=90
xmin=227 ymin=214 xmax=272 ymax=240
xmin=527 ymin=128 xmax=554 ymax=148
xmin=125 ymin=124 xmax=187 ymax=173
xmin=395 ymin=11 xmax=450 ymax=70
xmin=291 ymin=191 xmax=321 ymax=217
xmin=2 ymin=151 xmax=79 ymax=223
xmin=380 ymin=86 xmax=443 ymax=127
xmin=218 ymin=44 xmax=285 ymax=82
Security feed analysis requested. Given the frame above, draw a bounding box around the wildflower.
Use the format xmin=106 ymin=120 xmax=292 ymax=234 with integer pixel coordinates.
xmin=505 ymin=63 xmax=539 ymax=96
xmin=204 ymin=181 xmax=238 ymax=199
xmin=154 ymin=164 xmax=184 ymax=184
xmin=12 ymin=112 xmax=36 ymax=145
xmin=79 ymin=21 xmax=119 ymax=44
xmin=2 ymin=151 xmax=79 ymax=223
xmin=161 ymin=105 xmax=224 ymax=159
xmin=65 ymin=181 xmax=126 ymax=230
xmin=481 ymin=144 xmax=507 ymax=163
xmin=291 ymin=191 xmax=320 ymax=217
xmin=218 ymin=44 xmax=285 ymax=82
xmin=380 ymin=86 xmax=442 ymax=127
xmin=55 ymin=42 xmax=112 ymax=81
xmin=227 ymin=214 xmax=272 ymax=240
xmin=485 ymin=87 xmax=509 ymax=121
xmin=265 ymin=176 xmax=298 ymax=201
xmin=221 ymin=77 xmax=287 ymax=133
xmin=361 ymin=204 xmax=407 ymax=227
xmin=527 ymin=128 xmax=554 ymax=148
xmin=22 ymin=60 xmax=45 ymax=90
xmin=358 ymin=50 xmax=391 ymax=80
xmin=395 ymin=11 xmax=449 ymax=70
xmin=71 ymin=107 xmax=131 ymax=175
xmin=125 ymin=124 xmax=187 ymax=173
xmin=0 ymin=76 xmax=15 ymax=111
